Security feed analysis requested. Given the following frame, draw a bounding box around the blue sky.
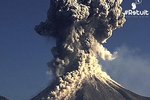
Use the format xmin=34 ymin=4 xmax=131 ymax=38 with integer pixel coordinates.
xmin=0 ymin=0 xmax=150 ymax=100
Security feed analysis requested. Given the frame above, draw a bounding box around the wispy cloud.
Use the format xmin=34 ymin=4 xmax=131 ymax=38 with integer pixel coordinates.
xmin=102 ymin=45 xmax=150 ymax=96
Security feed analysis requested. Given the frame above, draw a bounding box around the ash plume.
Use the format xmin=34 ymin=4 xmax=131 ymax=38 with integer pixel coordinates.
xmin=35 ymin=0 xmax=126 ymax=99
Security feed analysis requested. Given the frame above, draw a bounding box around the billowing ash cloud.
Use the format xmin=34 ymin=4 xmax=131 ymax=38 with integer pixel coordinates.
xmin=35 ymin=0 xmax=125 ymax=43
xmin=35 ymin=0 xmax=126 ymax=99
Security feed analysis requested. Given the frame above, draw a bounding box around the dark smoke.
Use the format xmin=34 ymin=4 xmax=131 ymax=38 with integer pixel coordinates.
xmin=35 ymin=0 xmax=126 ymax=99
xmin=35 ymin=0 xmax=125 ymax=77
xmin=35 ymin=0 xmax=125 ymax=42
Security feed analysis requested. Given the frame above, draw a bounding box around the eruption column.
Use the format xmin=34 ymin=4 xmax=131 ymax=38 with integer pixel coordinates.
xmin=35 ymin=0 xmax=126 ymax=99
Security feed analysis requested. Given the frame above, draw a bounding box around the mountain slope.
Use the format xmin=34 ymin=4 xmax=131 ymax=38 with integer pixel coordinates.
xmin=0 ymin=96 xmax=8 ymax=100
xmin=31 ymin=76 xmax=150 ymax=100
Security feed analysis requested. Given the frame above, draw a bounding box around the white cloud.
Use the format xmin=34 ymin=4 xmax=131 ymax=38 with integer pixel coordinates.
xmin=102 ymin=46 xmax=150 ymax=96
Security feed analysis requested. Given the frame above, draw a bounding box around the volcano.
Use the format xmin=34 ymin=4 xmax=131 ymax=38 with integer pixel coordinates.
xmin=31 ymin=76 xmax=150 ymax=100
xmin=32 ymin=0 xmax=150 ymax=100
xmin=0 ymin=96 xmax=8 ymax=100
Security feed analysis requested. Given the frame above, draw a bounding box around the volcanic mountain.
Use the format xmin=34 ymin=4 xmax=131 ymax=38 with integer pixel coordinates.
xmin=32 ymin=0 xmax=150 ymax=100
xmin=0 ymin=96 xmax=8 ymax=100
xmin=31 ymin=76 xmax=150 ymax=100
